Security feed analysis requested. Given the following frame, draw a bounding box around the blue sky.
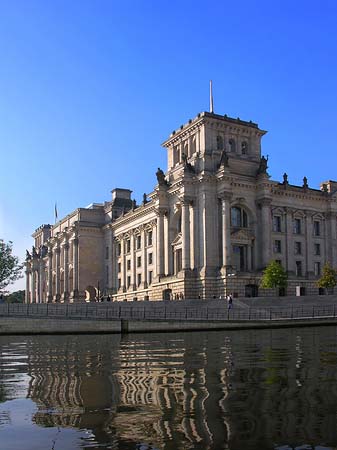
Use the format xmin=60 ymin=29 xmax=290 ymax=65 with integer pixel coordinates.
xmin=1 ymin=0 xmax=337 ymax=292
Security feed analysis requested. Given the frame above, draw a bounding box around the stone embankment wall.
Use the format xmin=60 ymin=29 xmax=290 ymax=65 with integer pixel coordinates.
xmin=0 ymin=316 xmax=337 ymax=335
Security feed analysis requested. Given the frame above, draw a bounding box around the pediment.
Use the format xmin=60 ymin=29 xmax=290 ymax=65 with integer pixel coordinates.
xmin=171 ymin=232 xmax=182 ymax=246
xmin=231 ymin=228 xmax=254 ymax=242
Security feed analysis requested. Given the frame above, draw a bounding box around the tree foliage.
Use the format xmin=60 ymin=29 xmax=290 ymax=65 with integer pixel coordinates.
xmin=260 ymin=260 xmax=288 ymax=289
xmin=317 ymin=262 xmax=337 ymax=290
xmin=0 ymin=240 xmax=23 ymax=291
xmin=3 ymin=290 xmax=25 ymax=303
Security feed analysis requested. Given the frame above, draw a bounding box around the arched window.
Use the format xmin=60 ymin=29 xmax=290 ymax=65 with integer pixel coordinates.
xmin=231 ymin=207 xmax=248 ymax=228
xmin=241 ymin=141 xmax=248 ymax=155
xmin=229 ymin=138 xmax=236 ymax=153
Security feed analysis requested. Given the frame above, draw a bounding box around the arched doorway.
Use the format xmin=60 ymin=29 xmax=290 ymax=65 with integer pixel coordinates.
xmin=85 ymin=285 xmax=97 ymax=302
xmin=162 ymin=288 xmax=172 ymax=301
xmin=245 ymin=284 xmax=258 ymax=298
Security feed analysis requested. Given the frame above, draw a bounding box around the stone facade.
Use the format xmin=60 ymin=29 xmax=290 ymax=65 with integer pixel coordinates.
xmin=25 ymin=110 xmax=337 ymax=303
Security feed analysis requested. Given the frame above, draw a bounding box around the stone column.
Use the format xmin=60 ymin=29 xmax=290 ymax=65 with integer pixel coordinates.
xmin=221 ymin=195 xmax=232 ymax=270
xmin=25 ymin=269 xmax=31 ymax=303
xmin=305 ymin=213 xmax=312 ymax=277
xmin=38 ymin=263 xmax=44 ymax=303
xmin=55 ymin=246 xmax=61 ymax=302
xmin=181 ymin=201 xmax=191 ymax=270
xmin=164 ymin=213 xmax=169 ymax=275
xmin=131 ymin=233 xmax=136 ymax=290
xmin=247 ymin=245 xmax=252 ymax=271
xmin=31 ymin=270 xmax=36 ymax=303
xmin=141 ymin=228 xmax=147 ymax=288
xmin=189 ymin=202 xmax=195 ymax=270
xmin=285 ymin=208 xmax=294 ymax=275
xmin=72 ymin=238 xmax=79 ymax=294
xmin=47 ymin=249 xmax=53 ymax=302
xmin=120 ymin=238 xmax=126 ymax=291
xmin=62 ymin=242 xmax=69 ymax=302
xmin=260 ymin=198 xmax=272 ymax=268
xmin=327 ymin=212 xmax=337 ymax=267
xmin=156 ymin=211 xmax=165 ymax=276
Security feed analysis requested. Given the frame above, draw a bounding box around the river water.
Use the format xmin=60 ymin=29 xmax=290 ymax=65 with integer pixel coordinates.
xmin=0 ymin=326 xmax=337 ymax=450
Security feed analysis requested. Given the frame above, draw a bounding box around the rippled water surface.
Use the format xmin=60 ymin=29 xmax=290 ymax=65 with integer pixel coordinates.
xmin=0 ymin=327 xmax=337 ymax=450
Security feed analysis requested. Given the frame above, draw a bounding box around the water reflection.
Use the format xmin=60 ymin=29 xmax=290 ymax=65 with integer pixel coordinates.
xmin=0 ymin=327 xmax=337 ymax=449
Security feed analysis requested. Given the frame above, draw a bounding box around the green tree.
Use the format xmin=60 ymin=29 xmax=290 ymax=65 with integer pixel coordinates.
xmin=317 ymin=262 xmax=337 ymax=293
xmin=260 ymin=260 xmax=287 ymax=289
xmin=0 ymin=240 xmax=23 ymax=292
xmin=4 ymin=290 xmax=25 ymax=303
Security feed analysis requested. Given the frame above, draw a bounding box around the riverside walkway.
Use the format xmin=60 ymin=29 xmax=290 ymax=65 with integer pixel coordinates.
xmin=0 ymin=295 xmax=337 ymax=334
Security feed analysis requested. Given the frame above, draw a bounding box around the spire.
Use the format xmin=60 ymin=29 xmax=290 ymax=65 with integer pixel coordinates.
xmin=209 ymin=80 xmax=214 ymax=113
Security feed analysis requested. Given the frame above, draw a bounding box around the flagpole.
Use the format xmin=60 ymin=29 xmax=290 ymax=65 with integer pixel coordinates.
xmin=210 ymin=80 xmax=214 ymax=113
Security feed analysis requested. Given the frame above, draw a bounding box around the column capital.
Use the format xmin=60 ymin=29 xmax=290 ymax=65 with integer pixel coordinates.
xmin=219 ymin=191 xmax=233 ymax=202
xmin=257 ymin=197 xmax=272 ymax=208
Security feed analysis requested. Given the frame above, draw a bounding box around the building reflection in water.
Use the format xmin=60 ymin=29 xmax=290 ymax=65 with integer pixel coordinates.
xmin=8 ymin=327 xmax=337 ymax=449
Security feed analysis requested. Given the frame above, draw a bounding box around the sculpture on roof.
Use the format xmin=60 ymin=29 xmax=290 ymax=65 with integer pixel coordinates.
xmin=156 ymin=167 xmax=168 ymax=186
xmin=257 ymin=155 xmax=268 ymax=175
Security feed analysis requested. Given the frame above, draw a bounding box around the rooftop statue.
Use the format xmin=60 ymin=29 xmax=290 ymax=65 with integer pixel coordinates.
xmin=257 ymin=155 xmax=268 ymax=175
xmin=156 ymin=167 xmax=168 ymax=186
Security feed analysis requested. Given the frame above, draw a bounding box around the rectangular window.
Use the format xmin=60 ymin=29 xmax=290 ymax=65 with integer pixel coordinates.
xmin=314 ymin=221 xmax=321 ymax=236
xmin=295 ymin=261 xmax=302 ymax=277
xmin=118 ymin=262 xmax=121 ymax=273
xmin=118 ymin=278 xmax=121 ymax=289
xmin=127 ymin=276 xmax=131 ymax=288
xmin=273 ymin=216 xmax=281 ymax=232
xmin=148 ymin=231 xmax=153 ymax=246
xmin=126 ymin=239 xmax=131 ymax=253
xmin=294 ymin=241 xmax=302 ymax=255
xmin=105 ymin=246 xmax=109 ymax=259
xmin=106 ymin=265 xmax=109 ymax=284
xmin=127 ymin=259 xmax=131 ymax=271
xmin=314 ymin=262 xmax=321 ymax=276
xmin=136 ymin=235 xmax=141 ymax=249
xmin=148 ymin=271 xmax=153 ymax=285
xmin=274 ymin=240 xmax=282 ymax=253
xmin=117 ymin=243 xmax=121 ymax=256
xmin=137 ymin=256 xmax=141 ymax=267
xmin=148 ymin=252 xmax=153 ymax=265
xmin=314 ymin=243 xmax=321 ymax=256
xmin=293 ymin=218 xmax=301 ymax=234
xmin=137 ymin=273 xmax=142 ymax=287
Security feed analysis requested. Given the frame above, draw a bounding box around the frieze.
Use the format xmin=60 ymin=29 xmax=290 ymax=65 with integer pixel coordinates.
xmin=231 ymin=228 xmax=254 ymax=242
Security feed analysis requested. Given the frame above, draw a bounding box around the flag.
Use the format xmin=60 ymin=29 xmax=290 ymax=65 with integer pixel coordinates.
xmin=54 ymin=202 xmax=58 ymax=223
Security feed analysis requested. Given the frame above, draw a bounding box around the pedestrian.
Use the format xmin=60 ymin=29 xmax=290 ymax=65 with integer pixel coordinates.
xmin=227 ymin=294 xmax=233 ymax=310
xmin=106 ymin=295 xmax=111 ymax=302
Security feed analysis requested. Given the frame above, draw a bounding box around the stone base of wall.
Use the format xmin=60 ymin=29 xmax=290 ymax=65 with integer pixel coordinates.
xmin=108 ymin=274 xmax=332 ymax=302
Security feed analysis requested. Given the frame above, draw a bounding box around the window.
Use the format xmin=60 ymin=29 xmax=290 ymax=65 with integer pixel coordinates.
xmin=314 ymin=221 xmax=321 ymax=236
xmin=148 ymin=253 xmax=153 ymax=265
xmin=294 ymin=241 xmax=302 ymax=255
xmin=127 ymin=259 xmax=131 ymax=271
xmin=137 ymin=256 xmax=141 ymax=267
xmin=118 ymin=278 xmax=121 ymax=289
xmin=217 ymin=135 xmax=223 ymax=150
xmin=105 ymin=246 xmax=109 ymax=259
xmin=314 ymin=262 xmax=321 ymax=276
xmin=274 ymin=240 xmax=282 ymax=253
xmin=293 ymin=218 xmax=301 ymax=234
xmin=118 ymin=262 xmax=121 ymax=273
xmin=229 ymin=138 xmax=236 ymax=152
xmin=231 ymin=207 xmax=248 ymax=228
xmin=117 ymin=243 xmax=121 ymax=256
xmin=147 ymin=231 xmax=153 ymax=246
xmin=273 ymin=216 xmax=282 ymax=232
xmin=126 ymin=239 xmax=131 ymax=253
xmin=106 ymin=266 xmax=109 ymax=284
xmin=295 ymin=261 xmax=302 ymax=276
xmin=137 ymin=273 xmax=142 ymax=287
xmin=148 ymin=271 xmax=153 ymax=285
xmin=241 ymin=141 xmax=248 ymax=155
xmin=127 ymin=276 xmax=131 ymax=288
xmin=136 ymin=235 xmax=141 ymax=249
xmin=314 ymin=243 xmax=321 ymax=256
